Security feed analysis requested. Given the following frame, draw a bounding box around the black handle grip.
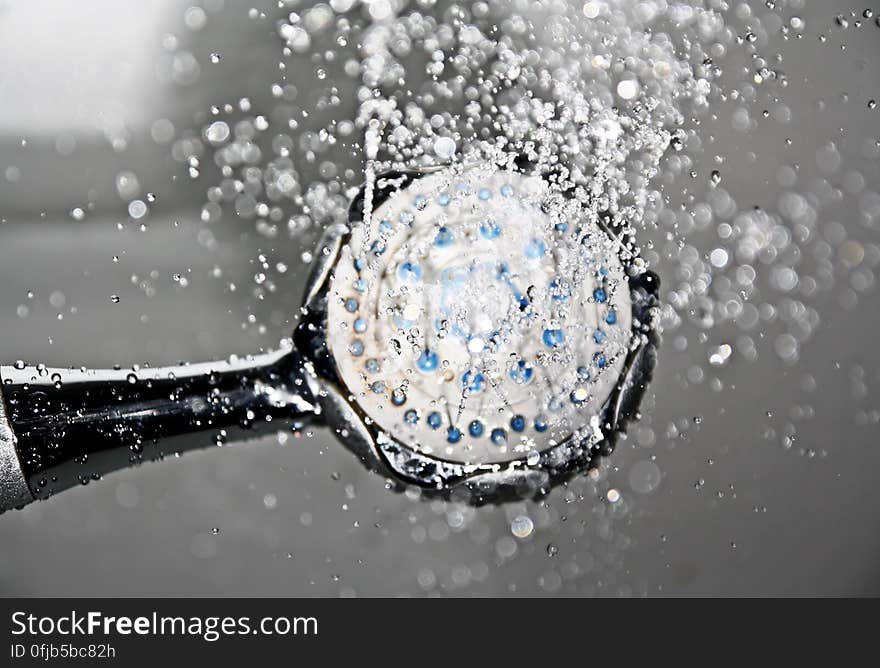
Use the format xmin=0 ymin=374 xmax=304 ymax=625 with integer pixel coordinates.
xmin=0 ymin=351 xmax=316 ymax=499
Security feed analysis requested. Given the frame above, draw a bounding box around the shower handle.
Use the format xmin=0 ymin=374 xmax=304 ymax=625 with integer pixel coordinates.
xmin=0 ymin=350 xmax=318 ymax=511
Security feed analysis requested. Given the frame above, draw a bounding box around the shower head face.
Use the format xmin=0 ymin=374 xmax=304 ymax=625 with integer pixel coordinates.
xmin=324 ymin=165 xmax=635 ymax=470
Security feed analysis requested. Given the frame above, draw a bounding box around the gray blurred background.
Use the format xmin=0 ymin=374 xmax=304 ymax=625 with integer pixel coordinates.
xmin=0 ymin=0 xmax=878 ymax=596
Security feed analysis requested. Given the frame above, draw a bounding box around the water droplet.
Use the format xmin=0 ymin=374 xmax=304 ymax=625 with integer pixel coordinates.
xmin=510 ymin=515 xmax=534 ymax=539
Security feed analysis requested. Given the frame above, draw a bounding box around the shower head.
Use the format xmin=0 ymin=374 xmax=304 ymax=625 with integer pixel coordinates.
xmin=0 ymin=162 xmax=658 ymax=510
xmin=297 ymin=163 xmax=659 ymax=497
